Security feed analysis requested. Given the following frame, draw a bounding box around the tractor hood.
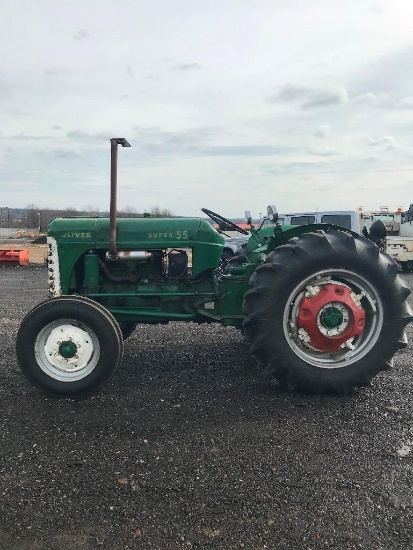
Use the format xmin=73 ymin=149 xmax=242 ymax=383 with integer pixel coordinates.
xmin=48 ymin=217 xmax=225 ymax=249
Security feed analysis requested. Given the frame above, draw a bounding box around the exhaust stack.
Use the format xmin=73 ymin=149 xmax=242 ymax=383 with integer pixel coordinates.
xmin=109 ymin=138 xmax=131 ymax=257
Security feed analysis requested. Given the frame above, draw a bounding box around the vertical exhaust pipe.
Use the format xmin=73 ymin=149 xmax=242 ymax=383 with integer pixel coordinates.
xmin=109 ymin=138 xmax=131 ymax=258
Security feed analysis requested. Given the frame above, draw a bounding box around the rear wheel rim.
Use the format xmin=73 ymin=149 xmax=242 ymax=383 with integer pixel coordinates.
xmin=283 ymin=269 xmax=384 ymax=369
xmin=34 ymin=319 xmax=100 ymax=382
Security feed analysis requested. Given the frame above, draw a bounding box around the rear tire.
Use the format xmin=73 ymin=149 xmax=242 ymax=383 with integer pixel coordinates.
xmin=16 ymin=296 xmax=123 ymax=397
xmin=243 ymin=231 xmax=412 ymax=394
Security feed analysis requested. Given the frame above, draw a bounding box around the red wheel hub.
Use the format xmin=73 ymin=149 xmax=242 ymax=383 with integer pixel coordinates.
xmin=296 ymin=283 xmax=365 ymax=352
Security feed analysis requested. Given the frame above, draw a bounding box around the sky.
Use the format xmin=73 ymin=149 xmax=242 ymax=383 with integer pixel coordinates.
xmin=0 ymin=0 xmax=412 ymax=218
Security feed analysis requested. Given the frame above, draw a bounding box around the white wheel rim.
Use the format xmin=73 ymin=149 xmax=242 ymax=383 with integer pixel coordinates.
xmin=283 ymin=269 xmax=384 ymax=369
xmin=35 ymin=319 xmax=100 ymax=382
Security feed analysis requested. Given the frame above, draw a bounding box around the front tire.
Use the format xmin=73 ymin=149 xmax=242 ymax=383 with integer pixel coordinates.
xmin=118 ymin=322 xmax=137 ymax=340
xmin=16 ymin=296 xmax=123 ymax=397
xmin=243 ymin=231 xmax=412 ymax=394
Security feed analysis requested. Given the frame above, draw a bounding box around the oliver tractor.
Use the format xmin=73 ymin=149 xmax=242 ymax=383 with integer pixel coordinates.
xmin=16 ymin=139 xmax=413 ymax=397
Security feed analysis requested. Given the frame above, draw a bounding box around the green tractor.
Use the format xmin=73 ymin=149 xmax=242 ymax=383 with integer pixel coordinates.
xmin=16 ymin=139 xmax=413 ymax=397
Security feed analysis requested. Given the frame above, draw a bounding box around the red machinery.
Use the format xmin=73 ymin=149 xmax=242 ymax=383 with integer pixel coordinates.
xmin=0 ymin=248 xmax=30 ymax=266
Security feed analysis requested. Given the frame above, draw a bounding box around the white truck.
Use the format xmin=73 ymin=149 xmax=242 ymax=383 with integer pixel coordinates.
xmin=221 ymin=205 xmax=413 ymax=272
xmin=258 ymin=206 xmax=413 ymax=272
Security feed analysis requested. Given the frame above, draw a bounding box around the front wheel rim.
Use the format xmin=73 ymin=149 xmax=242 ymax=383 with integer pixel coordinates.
xmin=283 ymin=269 xmax=384 ymax=369
xmin=34 ymin=319 xmax=100 ymax=382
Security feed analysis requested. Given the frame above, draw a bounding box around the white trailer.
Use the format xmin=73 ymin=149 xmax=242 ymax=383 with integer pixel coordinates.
xmin=386 ymin=221 xmax=413 ymax=272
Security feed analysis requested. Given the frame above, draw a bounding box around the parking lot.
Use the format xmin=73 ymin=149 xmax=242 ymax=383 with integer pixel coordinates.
xmin=1 ymin=266 xmax=413 ymax=549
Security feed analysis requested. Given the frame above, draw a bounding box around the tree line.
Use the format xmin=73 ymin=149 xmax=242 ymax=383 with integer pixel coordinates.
xmin=0 ymin=205 xmax=174 ymax=232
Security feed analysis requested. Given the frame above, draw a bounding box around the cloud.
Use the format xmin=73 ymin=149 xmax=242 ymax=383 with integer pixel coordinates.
xmin=368 ymin=135 xmax=398 ymax=147
xmin=199 ymin=145 xmax=290 ymax=157
xmin=170 ymin=63 xmax=202 ymax=71
xmin=131 ymin=126 xmax=223 ymax=148
xmin=314 ymin=125 xmax=332 ymax=138
xmin=1 ymin=132 xmax=57 ymax=141
xmin=403 ymin=148 xmax=413 ymax=158
xmin=73 ymin=30 xmax=89 ymax=41
xmin=270 ymin=84 xmax=348 ymax=109
xmin=261 ymin=161 xmax=331 ymax=175
xmin=361 ymin=155 xmax=380 ymax=163
xmin=126 ymin=65 xmax=133 ymax=78
xmin=128 ymin=126 xmax=291 ymax=159
xmin=5 ymin=107 xmax=27 ymax=117
xmin=0 ymin=77 xmax=12 ymax=98
xmin=368 ymin=1 xmax=386 ymax=14
xmin=67 ymin=130 xmax=113 ymax=142
xmin=350 ymin=47 xmax=413 ymax=96
xmin=307 ymin=145 xmax=336 ymax=157
xmin=395 ymin=96 xmax=413 ymax=109
xmin=352 ymin=92 xmax=389 ymax=107
xmin=52 ymin=150 xmax=82 ymax=159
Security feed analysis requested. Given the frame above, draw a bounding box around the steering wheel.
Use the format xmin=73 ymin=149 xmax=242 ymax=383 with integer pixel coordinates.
xmin=201 ymin=208 xmax=249 ymax=235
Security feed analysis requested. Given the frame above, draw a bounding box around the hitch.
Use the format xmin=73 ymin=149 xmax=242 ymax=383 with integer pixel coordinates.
xmin=0 ymin=248 xmax=30 ymax=266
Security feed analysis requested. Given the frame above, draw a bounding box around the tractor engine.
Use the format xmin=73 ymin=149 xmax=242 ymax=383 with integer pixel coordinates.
xmin=95 ymin=248 xmax=189 ymax=290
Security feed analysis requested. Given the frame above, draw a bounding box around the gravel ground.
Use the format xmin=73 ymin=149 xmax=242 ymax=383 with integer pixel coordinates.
xmin=1 ymin=266 xmax=413 ymax=550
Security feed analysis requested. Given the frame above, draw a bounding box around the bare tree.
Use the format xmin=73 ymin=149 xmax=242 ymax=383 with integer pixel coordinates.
xmin=23 ymin=204 xmax=41 ymax=228
xmin=82 ymin=205 xmax=100 ymax=216
xmin=118 ymin=205 xmax=140 ymax=218
xmin=150 ymin=205 xmax=174 ymax=217
xmin=64 ymin=206 xmax=79 ymax=217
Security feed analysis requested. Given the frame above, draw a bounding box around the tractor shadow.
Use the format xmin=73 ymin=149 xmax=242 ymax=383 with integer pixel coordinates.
xmin=111 ymin=322 xmax=369 ymax=423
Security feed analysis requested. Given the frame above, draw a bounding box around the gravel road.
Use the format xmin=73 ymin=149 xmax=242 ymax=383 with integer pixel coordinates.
xmin=1 ymin=266 xmax=413 ymax=549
